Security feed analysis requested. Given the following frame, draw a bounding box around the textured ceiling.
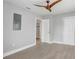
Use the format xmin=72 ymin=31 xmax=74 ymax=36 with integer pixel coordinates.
xmin=4 ymin=0 xmax=75 ymax=16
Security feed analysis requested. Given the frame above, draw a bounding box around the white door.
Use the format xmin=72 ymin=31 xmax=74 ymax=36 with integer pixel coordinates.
xmin=63 ymin=16 xmax=75 ymax=45
xmin=41 ymin=19 xmax=50 ymax=43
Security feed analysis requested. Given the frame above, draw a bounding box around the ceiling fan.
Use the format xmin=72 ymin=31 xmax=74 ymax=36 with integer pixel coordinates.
xmin=34 ymin=0 xmax=62 ymax=12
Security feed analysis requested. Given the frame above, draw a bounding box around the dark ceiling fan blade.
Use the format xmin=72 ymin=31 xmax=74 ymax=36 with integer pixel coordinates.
xmin=47 ymin=9 xmax=52 ymax=12
xmin=34 ymin=4 xmax=46 ymax=7
xmin=45 ymin=8 xmax=52 ymax=12
xmin=49 ymin=0 xmax=62 ymax=8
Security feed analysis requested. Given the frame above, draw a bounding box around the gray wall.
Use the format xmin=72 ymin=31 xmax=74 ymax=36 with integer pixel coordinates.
xmin=41 ymin=11 xmax=75 ymax=45
xmin=3 ymin=2 xmax=36 ymax=53
xmin=49 ymin=12 xmax=75 ymax=42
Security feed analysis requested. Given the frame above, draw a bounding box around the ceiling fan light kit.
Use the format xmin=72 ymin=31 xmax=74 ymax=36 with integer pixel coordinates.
xmin=34 ymin=0 xmax=62 ymax=12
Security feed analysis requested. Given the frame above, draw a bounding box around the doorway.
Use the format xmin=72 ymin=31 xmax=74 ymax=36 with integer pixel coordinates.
xmin=41 ymin=19 xmax=50 ymax=43
xmin=36 ymin=19 xmax=41 ymax=47
xmin=36 ymin=19 xmax=50 ymax=47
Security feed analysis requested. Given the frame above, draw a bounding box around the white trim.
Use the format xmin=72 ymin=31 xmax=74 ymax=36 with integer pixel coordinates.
xmin=49 ymin=41 xmax=75 ymax=46
xmin=47 ymin=41 xmax=53 ymax=44
xmin=42 ymin=40 xmax=75 ymax=46
xmin=3 ymin=43 xmax=36 ymax=57
xmin=42 ymin=41 xmax=49 ymax=43
xmin=41 ymin=39 xmax=51 ymax=44
xmin=41 ymin=40 xmax=53 ymax=44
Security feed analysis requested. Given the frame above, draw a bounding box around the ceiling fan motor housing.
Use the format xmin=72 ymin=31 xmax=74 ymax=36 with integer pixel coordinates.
xmin=46 ymin=0 xmax=50 ymax=3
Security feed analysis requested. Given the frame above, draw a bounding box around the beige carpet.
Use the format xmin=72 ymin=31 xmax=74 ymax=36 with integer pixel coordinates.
xmin=4 ymin=43 xmax=75 ymax=59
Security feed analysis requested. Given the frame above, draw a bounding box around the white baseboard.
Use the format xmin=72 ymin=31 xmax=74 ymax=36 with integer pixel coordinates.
xmin=50 ymin=41 xmax=75 ymax=46
xmin=3 ymin=43 xmax=36 ymax=57
xmin=42 ymin=40 xmax=52 ymax=44
xmin=42 ymin=40 xmax=75 ymax=46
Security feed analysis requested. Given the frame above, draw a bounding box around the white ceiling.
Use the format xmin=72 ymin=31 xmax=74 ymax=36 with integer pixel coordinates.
xmin=4 ymin=0 xmax=75 ymax=16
